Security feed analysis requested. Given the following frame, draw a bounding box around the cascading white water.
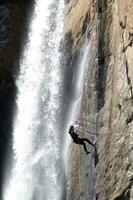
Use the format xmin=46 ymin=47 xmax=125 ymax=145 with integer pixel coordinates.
xmin=3 ymin=0 xmax=64 ymax=200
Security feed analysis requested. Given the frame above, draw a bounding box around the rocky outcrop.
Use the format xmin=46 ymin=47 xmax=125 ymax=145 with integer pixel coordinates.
xmin=95 ymin=1 xmax=133 ymax=199
xmin=65 ymin=0 xmax=133 ymax=199
xmin=64 ymin=0 xmax=95 ymax=49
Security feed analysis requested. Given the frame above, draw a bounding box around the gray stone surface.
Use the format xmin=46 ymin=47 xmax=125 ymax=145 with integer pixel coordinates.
xmin=65 ymin=0 xmax=133 ymax=199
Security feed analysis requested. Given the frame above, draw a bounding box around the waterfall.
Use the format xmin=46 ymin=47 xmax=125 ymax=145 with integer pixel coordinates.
xmin=64 ymin=43 xmax=90 ymax=158
xmin=3 ymin=0 xmax=65 ymax=200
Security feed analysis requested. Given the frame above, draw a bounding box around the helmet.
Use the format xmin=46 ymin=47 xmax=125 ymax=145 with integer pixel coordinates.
xmin=69 ymin=125 xmax=74 ymax=131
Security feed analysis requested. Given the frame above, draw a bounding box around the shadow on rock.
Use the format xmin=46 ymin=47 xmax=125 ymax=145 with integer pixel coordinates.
xmin=94 ymin=146 xmax=99 ymax=167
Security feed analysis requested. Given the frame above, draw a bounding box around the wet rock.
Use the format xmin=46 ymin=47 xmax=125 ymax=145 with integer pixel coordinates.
xmin=0 ymin=6 xmax=11 ymax=49
xmin=0 ymin=0 xmax=32 ymax=196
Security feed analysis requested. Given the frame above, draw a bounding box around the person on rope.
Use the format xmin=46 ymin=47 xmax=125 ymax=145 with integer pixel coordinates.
xmin=68 ymin=125 xmax=95 ymax=155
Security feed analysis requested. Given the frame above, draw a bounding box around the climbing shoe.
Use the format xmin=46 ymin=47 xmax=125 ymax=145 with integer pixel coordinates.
xmin=86 ymin=151 xmax=90 ymax=155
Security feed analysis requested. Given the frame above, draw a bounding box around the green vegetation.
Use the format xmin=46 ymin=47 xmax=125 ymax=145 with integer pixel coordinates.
xmin=113 ymin=100 xmax=121 ymax=111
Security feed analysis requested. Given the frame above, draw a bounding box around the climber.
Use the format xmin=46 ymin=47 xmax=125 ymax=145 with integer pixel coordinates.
xmin=68 ymin=125 xmax=95 ymax=155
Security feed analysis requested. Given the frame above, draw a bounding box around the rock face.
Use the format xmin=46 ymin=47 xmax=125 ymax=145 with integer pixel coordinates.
xmin=65 ymin=0 xmax=133 ymax=200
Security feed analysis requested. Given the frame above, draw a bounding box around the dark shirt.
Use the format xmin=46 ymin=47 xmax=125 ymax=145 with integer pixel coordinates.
xmin=69 ymin=130 xmax=79 ymax=142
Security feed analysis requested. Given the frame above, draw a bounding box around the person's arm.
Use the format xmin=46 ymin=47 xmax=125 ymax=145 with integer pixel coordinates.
xmin=73 ymin=124 xmax=79 ymax=133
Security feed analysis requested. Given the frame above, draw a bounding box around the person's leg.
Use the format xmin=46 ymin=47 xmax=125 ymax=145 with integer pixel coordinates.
xmin=78 ymin=139 xmax=90 ymax=154
xmin=82 ymin=142 xmax=88 ymax=152
xmin=82 ymin=138 xmax=94 ymax=146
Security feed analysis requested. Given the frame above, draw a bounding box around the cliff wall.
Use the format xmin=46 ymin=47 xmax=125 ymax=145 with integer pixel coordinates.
xmin=65 ymin=0 xmax=133 ymax=199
